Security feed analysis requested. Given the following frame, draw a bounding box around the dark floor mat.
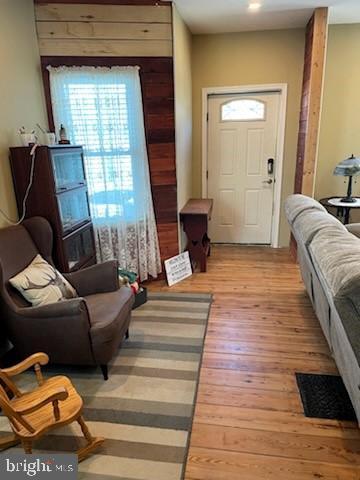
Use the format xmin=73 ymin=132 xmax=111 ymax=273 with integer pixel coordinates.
xmin=295 ymin=372 xmax=357 ymax=421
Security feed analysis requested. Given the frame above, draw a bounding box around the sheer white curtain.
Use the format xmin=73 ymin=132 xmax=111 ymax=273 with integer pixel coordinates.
xmin=48 ymin=66 xmax=161 ymax=280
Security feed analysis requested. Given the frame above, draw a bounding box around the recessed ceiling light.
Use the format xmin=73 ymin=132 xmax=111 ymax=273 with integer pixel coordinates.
xmin=248 ymin=2 xmax=262 ymax=10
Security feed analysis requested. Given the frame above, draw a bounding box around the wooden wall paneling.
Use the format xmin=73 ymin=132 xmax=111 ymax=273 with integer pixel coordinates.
xmin=35 ymin=2 xmax=172 ymax=57
xmin=148 ymin=142 xmax=176 ymax=185
xmin=35 ymin=0 xmax=170 ymax=5
xmin=37 ymin=21 xmax=172 ymax=40
xmin=150 ymin=170 xmax=177 ymax=186
xmin=148 ymin=113 xmax=174 ymax=130
xmin=38 ymin=39 xmax=172 ymax=57
xmin=41 ymin=56 xmax=178 ymax=268
xmin=294 ymin=8 xmax=328 ymax=195
xmin=156 ymin=223 xmax=179 ymax=260
xmin=144 ymin=83 xmax=174 ymax=99
xmin=151 ymin=185 xmax=178 ymax=222
xmin=35 ymin=4 xmax=172 ymax=23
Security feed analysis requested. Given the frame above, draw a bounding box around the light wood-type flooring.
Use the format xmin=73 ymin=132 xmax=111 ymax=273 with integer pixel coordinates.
xmin=148 ymin=245 xmax=360 ymax=480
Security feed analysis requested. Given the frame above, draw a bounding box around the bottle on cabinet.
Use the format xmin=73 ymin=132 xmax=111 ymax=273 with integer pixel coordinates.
xmin=59 ymin=124 xmax=70 ymax=145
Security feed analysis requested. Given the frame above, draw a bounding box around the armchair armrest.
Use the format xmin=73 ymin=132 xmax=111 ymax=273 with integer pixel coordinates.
xmin=346 ymin=223 xmax=360 ymax=238
xmin=64 ymin=260 xmax=119 ymax=297
xmin=15 ymin=387 xmax=68 ymax=415
xmin=2 ymin=353 xmax=49 ymax=377
xmin=17 ymin=298 xmax=87 ymax=319
xmin=10 ymin=298 xmax=93 ymax=367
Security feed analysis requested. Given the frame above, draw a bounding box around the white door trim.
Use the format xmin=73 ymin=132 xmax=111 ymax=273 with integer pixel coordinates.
xmin=201 ymin=83 xmax=288 ymax=248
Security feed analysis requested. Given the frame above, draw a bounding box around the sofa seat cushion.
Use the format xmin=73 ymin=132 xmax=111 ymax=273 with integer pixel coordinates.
xmin=86 ymin=287 xmax=134 ymax=344
xmin=293 ymin=209 xmax=346 ymax=246
xmin=284 ymin=194 xmax=326 ymax=225
xmin=309 ymin=227 xmax=360 ymax=301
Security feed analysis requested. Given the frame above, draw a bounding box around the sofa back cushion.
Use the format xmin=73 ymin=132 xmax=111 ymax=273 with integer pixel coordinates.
xmin=309 ymin=227 xmax=360 ymax=305
xmin=284 ymin=194 xmax=326 ymax=225
xmin=292 ymin=209 xmax=347 ymax=246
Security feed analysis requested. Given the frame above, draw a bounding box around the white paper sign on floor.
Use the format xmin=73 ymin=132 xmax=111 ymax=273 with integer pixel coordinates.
xmin=164 ymin=251 xmax=192 ymax=286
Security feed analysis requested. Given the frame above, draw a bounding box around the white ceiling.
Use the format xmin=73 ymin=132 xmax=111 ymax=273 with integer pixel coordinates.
xmin=171 ymin=0 xmax=360 ymax=34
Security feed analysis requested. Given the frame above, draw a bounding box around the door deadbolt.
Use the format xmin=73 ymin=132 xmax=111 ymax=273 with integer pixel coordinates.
xmin=267 ymin=158 xmax=274 ymax=175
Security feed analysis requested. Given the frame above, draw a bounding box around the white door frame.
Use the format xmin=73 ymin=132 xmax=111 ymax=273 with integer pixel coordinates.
xmin=202 ymin=83 xmax=288 ymax=248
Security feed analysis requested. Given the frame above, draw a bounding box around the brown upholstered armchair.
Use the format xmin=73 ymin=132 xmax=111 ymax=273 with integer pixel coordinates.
xmin=0 ymin=217 xmax=134 ymax=380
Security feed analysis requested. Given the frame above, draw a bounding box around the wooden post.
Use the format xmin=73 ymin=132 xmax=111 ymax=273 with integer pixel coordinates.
xmin=21 ymin=439 xmax=32 ymax=454
xmin=34 ymin=364 xmax=44 ymax=386
xmin=291 ymin=7 xmax=328 ymax=258
xmin=77 ymin=416 xmax=94 ymax=444
xmin=53 ymin=400 xmax=60 ymax=421
xmin=294 ymin=7 xmax=329 ymax=197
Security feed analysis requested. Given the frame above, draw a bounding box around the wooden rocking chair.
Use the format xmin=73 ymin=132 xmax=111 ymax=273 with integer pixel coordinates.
xmin=0 ymin=352 xmax=104 ymax=461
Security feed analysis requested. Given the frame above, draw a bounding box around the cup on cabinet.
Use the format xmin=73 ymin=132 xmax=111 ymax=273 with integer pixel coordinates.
xmin=45 ymin=132 xmax=56 ymax=145
xmin=20 ymin=133 xmax=36 ymax=146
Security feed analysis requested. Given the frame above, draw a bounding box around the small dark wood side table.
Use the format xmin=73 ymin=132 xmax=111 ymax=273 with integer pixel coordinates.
xmin=180 ymin=199 xmax=213 ymax=272
xmin=319 ymin=197 xmax=360 ymax=224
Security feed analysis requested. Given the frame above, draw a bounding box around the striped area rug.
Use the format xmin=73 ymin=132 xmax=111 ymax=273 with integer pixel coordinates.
xmin=0 ymin=292 xmax=212 ymax=480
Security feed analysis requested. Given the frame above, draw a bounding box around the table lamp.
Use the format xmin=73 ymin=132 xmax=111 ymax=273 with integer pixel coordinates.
xmin=333 ymin=154 xmax=360 ymax=203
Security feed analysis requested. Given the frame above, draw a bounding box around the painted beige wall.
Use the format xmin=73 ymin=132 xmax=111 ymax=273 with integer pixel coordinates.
xmin=315 ymin=24 xmax=360 ymax=201
xmin=192 ymin=29 xmax=305 ymax=246
xmin=173 ymin=5 xmax=193 ymax=250
xmin=0 ymin=0 xmax=47 ymax=228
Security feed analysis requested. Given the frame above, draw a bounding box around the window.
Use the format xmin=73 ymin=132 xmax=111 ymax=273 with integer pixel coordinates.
xmin=48 ymin=65 xmax=161 ymax=280
xmin=48 ymin=67 xmax=161 ymax=280
xmin=221 ymin=99 xmax=265 ymax=121
xmin=48 ymin=66 xmax=149 ymax=223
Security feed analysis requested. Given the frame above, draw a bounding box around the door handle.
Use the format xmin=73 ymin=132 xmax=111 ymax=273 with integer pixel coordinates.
xmin=262 ymin=178 xmax=273 ymax=185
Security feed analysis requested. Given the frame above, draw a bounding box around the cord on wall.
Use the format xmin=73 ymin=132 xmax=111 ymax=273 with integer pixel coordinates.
xmin=0 ymin=144 xmax=38 ymax=226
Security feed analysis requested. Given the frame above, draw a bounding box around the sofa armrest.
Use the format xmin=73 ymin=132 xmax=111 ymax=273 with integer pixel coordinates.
xmin=345 ymin=223 xmax=360 ymax=238
xmin=64 ymin=261 xmax=119 ymax=297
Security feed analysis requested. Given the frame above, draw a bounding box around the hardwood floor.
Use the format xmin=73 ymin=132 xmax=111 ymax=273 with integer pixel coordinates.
xmin=148 ymin=245 xmax=360 ymax=479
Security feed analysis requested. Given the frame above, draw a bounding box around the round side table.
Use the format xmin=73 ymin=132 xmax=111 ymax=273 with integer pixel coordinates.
xmin=319 ymin=197 xmax=360 ymax=224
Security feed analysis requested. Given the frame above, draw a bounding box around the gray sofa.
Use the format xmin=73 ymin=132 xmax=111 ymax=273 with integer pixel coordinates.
xmin=285 ymin=194 xmax=360 ymax=423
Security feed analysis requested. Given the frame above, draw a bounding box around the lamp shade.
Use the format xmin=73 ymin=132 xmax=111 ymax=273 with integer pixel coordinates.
xmin=334 ymin=154 xmax=360 ymax=176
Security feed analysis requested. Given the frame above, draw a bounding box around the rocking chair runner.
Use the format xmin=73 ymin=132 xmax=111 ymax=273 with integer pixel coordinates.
xmin=0 ymin=352 xmax=104 ymax=461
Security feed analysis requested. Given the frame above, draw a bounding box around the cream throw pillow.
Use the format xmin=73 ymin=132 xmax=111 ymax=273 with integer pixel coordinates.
xmin=9 ymin=254 xmax=78 ymax=307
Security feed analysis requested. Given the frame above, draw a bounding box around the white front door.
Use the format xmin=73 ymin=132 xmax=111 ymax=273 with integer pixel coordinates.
xmin=207 ymin=92 xmax=280 ymax=244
